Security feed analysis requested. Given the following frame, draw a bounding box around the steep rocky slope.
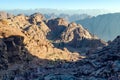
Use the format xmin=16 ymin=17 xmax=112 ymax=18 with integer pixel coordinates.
xmin=0 ymin=12 xmax=115 ymax=80
xmin=73 ymin=35 xmax=120 ymax=79
xmin=0 ymin=14 xmax=83 ymax=79
xmin=0 ymin=25 xmax=119 ymax=79
xmin=62 ymin=22 xmax=106 ymax=47
xmin=52 ymin=22 xmax=107 ymax=53
xmin=76 ymin=13 xmax=120 ymax=41
xmin=0 ymin=13 xmax=81 ymax=61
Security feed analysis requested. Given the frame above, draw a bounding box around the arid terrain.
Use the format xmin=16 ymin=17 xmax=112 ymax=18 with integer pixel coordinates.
xmin=0 ymin=12 xmax=120 ymax=80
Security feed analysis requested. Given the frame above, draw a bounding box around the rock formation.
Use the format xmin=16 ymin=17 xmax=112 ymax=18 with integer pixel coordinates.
xmin=46 ymin=18 xmax=68 ymax=40
xmin=0 ymin=13 xmax=84 ymax=79
xmin=61 ymin=22 xmax=97 ymax=42
xmin=29 ymin=13 xmax=45 ymax=24
xmin=53 ymin=22 xmax=107 ymax=53
xmin=0 ymin=35 xmax=119 ymax=80
xmin=0 ymin=12 xmax=117 ymax=80
xmin=0 ymin=13 xmax=81 ymax=61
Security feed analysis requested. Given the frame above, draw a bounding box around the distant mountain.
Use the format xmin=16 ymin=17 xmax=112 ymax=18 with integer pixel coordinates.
xmin=2 ymin=9 xmax=120 ymax=22
xmin=0 ymin=11 xmax=13 ymax=19
xmin=44 ymin=13 xmax=91 ymax=22
xmin=3 ymin=9 xmax=120 ymax=16
xmin=0 ymin=9 xmax=91 ymax=22
xmin=76 ymin=13 xmax=120 ymax=41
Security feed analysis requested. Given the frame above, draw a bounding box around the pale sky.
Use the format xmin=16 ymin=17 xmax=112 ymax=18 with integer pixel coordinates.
xmin=0 ymin=0 xmax=120 ymax=10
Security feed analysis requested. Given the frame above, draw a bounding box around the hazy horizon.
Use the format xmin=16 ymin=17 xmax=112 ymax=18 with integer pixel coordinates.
xmin=0 ymin=0 xmax=120 ymax=10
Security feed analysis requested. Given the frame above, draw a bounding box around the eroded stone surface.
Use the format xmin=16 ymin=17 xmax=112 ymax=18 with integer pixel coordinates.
xmin=0 ymin=12 xmax=118 ymax=80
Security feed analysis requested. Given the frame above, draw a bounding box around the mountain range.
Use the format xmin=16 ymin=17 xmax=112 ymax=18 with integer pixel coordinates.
xmin=76 ymin=13 xmax=120 ymax=41
xmin=0 ymin=11 xmax=120 ymax=80
xmin=3 ymin=9 xmax=120 ymax=16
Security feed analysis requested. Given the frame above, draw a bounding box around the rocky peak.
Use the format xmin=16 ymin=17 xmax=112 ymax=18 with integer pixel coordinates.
xmin=10 ymin=14 xmax=30 ymax=28
xmin=13 ymin=14 xmax=28 ymax=22
xmin=54 ymin=18 xmax=68 ymax=26
xmin=68 ymin=22 xmax=77 ymax=27
xmin=47 ymin=18 xmax=68 ymax=29
xmin=61 ymin=22 xmax=97 ymax=42
xmin=46 ymin=18 xmax=69 ymax=40
xmin=30 ymin=13 xmax=45 ymax=24
xmin=53 ymin=22 xmax=107 ymax=53
xmin=109 ymin=35 xmax=120 ymax=47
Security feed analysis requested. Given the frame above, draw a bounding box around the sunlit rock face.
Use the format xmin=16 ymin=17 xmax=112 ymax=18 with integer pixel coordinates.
xmin=0 ymin=14 xmax=81 ymax=62
xmin=29 ymin=13 xmax=45 ymax=24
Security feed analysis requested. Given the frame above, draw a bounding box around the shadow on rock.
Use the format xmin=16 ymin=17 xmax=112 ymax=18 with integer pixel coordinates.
xmin=0 ymin=35 xmax=120 ymax=80
xmin=0 ymin=35 xmax=78 ymax=80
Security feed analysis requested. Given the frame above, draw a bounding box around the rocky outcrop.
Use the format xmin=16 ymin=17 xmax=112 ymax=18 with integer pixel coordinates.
xmin=0 ymin=24 xmax=32 ymax=69
xmin=29 ymin=13 xmax=45 ymax=24
xmin=61 ymin=22 xmax=97 ymax=43
xmin=46 ymin=18 xmax=68 ymax=39
xmin=29 ymin=13 xmax=50 ymax=35
xmin=54 ymin=22 xmax=107 ymax=53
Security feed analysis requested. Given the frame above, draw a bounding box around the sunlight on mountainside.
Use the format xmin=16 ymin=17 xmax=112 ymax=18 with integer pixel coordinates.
xmin=0 ymin=0 xmax=120 ymax=80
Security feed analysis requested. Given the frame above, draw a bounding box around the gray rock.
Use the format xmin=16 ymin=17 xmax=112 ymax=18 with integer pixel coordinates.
xmin=14 ymin=76 xmax=25 ymax=80
xmin=44 ymin=74 xmax=76 ymax=80
xmin=113 ymin=60 xmax=120 ymax=72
